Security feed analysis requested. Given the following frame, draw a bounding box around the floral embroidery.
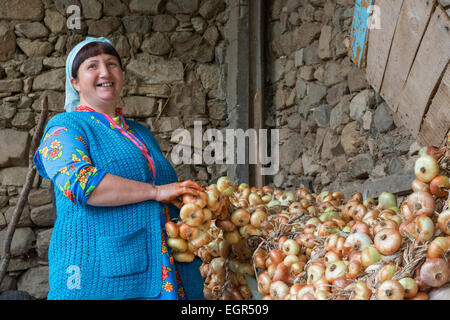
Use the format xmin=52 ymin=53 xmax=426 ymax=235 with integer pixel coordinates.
xmin=162 ymin=266 xmax=172 ymax=282
xmin=177 ymin=287 xmax=185 ymax=298
xmin=75 ymin=136 xmax=88 ymax=149
xmin=162 ymin=281 xmax=173 ymax=293
xmin=59 ymin=181 xmax=76 ymax=203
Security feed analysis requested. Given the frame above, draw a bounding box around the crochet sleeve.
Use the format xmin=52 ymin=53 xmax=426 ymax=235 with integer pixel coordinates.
xmin=33 ymin=126 xmax=107 ymax=206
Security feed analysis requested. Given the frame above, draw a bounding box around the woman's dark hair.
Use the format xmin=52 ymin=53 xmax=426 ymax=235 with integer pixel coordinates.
xmin=71 ymin=41 xmax=123 ymax=78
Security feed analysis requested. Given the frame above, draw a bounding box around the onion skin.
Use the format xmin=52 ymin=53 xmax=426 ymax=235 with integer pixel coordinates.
xmin=377 ymin=280 xmax=405 ymax=300
xmin=419 ymin=258 xmax=450 ymax=287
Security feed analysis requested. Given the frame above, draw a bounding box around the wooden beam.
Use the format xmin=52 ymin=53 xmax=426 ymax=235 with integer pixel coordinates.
xmin=396 ymin=5 xmax=450 ymax=138
xmin=380 ymin=0 xmax=435 ymax=112
xmin=366 ymin=0 xmax=404 ymax=93
xmin=249 ymin=0 xmax=265 ymax=188
xmin=418 ymin=64 xmax=450 ymax=146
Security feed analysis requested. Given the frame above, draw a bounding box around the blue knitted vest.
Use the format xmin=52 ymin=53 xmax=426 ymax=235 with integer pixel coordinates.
xmin=36 ymin=112 xmax=204 ymax=300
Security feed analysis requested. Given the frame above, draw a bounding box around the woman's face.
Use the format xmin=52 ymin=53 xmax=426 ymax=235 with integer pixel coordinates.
xmin=70 ymin=53 xmax=123 ymax=108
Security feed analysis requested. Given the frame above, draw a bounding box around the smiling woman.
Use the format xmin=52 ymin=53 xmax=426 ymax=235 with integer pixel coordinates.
xmin=32 ymin=37 xmax=205 ymax=300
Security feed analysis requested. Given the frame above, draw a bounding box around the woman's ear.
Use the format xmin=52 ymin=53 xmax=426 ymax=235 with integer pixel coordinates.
xmin=70 ymin=77 xmax=80 ymax=92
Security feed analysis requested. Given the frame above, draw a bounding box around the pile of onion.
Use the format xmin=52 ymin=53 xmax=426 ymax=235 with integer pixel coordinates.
xmin=167 ymin=140 xmax=449 ymax=300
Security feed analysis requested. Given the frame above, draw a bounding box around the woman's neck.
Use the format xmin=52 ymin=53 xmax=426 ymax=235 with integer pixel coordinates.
xmin=79 ymin=98 xmax=117 ymax=117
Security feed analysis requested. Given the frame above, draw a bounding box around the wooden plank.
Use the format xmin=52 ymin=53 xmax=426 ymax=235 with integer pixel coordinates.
xmin=396 ymin=6 xmax=450 ymax=138
xmin=418 ymin=64 xmax=450 ymax=146
xmin=380 ymin=0 xmax=436 ymax=112
xmin=348 ymin=0 xmax=374 ymax=68
xmin=365 ymin=0 xmax=404 ymax=93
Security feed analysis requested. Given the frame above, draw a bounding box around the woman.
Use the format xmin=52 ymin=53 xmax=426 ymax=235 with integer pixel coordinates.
xmin=33 ymin=37 xmax=205 ymax=300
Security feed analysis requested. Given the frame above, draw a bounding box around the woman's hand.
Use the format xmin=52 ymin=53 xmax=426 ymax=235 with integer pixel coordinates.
xmin=154 ymin=180 xmax=204 ymax=208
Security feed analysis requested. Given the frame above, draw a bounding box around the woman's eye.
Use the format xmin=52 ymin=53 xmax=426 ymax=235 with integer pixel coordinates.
xmin=108 ymin=62 xmax=117 ymax=67
xmin=87 ymin=64 xmax=96 ymax=69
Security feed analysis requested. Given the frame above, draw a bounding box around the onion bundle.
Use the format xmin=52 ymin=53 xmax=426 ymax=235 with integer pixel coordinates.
xmin=166 ymin=133 xmax=450 ymax=300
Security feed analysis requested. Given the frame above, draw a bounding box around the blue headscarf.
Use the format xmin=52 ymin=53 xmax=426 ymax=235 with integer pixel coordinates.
xmin=64 ymin=37 xmax=114 ymax=112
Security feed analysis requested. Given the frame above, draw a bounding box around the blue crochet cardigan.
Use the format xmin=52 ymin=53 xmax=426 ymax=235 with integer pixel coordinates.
xmin=33 ymin=111 xmax=204 ymax=300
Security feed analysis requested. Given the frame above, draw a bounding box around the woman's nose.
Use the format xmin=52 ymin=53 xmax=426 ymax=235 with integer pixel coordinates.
xmin=98 ymin=62 xmax=111 ymax=76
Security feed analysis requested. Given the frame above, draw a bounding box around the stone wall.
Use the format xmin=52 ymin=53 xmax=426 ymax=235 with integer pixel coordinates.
xmin=0 ymin=0 xmax=231 ymax=299
xmin=266 ymin=0 xmax=419 ymax=197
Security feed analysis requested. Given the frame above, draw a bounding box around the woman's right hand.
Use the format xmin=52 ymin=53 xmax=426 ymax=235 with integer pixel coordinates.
xmin=154 ymin=180 xmax=204 ymax=208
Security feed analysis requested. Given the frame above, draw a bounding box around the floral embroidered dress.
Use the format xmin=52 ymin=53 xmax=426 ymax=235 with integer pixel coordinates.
xmin=34 ymin=106 xmax=186 ymax=300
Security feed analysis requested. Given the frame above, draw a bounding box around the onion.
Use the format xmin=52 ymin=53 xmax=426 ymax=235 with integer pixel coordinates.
xmin=418 ymin=146 xmax=445 ymax=160
xmin=283 ymin=254 xmax=299 ymax=267
xmin=307 ymin=264 xmax=325 ymax=284
xmin=344 ymin=232 xmax=373 ymax=252
xmin=269 ymin=281 xmax=289 ymax=300
xmin=239 ymin=285 xmax=252 ymax=300
xmin=361 ymin=245 xmax=382 ymax=269
xmin=419 ymin=258 xmax=450 ymax=287
xmin=272 ymin=263 xmax=290 ymax=283
xmin=409 ymin=292 xmax=429 ymax=300
xmin=296 ymin=285 xmax=315 ymax=300
xmin=182 ymin=192 xmax=207 ymax=208
xmin=269 ymin=249 xmax=285 ymax=265
xmin=411 ymin=178 xmax=430 ymax=193
xmin=180 ymin=203 xmax=205 ymax=226
xmin=324 ymin=251 xmax=341 ymax=266
xmin=379 ymin=264 xmax=399 ymax=282
xmin=414 ymin=155 xmax=439 ymax=183
xmin=173 ymin=251 xmax=195 ymax=263
xmin=282 ymin=239 xmax=300 ymax=256
xmin=437 ymin=209 xmax=450 ymax=235
xmin=231 ymin=208 xmax=250 ymax=227
xmin=377 ymin=280 xmax=405 ymax=300
xmin=373 ymin=219 xmax=398 ymax=235
xmin=415 ymin=215 xmax=434 ymax=242
xmin=325 ymin=261 xmax=347 ymax=283
xmin=400 ymin=202 xmax=414 ymax=222
xmin=427 ymin=236 xmax=450 ymax=259
xmin=429 ymin=176 xmax=450 ymax=198
xmin=313 ymin=277 xmax=330 ymax=293
xmin=351 ymin=221 xmax=371 ymax=235
xmin=215 ymin=219 xmax=236 ymax=232
xmin=167 ymin=237 xmax=188 ymax=252
xmin=165 ymin=221 xmax=179 ymax=238
xmin=374 ymin=228 xmax=402 ymax=255
xmin=399 ymin=220 xmax=416 ymax=238
xmin=407 ymin=191 xmax=435 ymax=217
xmin=347 ymin=260 xmax=363 ymax=279
xmin=398 ymin=277 xmax=418 ymax=299
xmin=223 ymin=229 xmax=241 ymax=244
xmin=290 ymin=261 xmax=305 ymax=277
xmin=352 ymin=281 xmax=371 ymax=300
xmin=216 ymin=176 xmax=235 ymax=196
xmin=378 ymin=192 xmax=397 ymax=209
xmin=179 ymin=223 xmax=200 ymax=240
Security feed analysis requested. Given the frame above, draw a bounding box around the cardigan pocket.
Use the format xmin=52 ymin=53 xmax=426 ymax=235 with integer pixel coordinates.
xmin=97 ymin=228 xmax=148 ymax=277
